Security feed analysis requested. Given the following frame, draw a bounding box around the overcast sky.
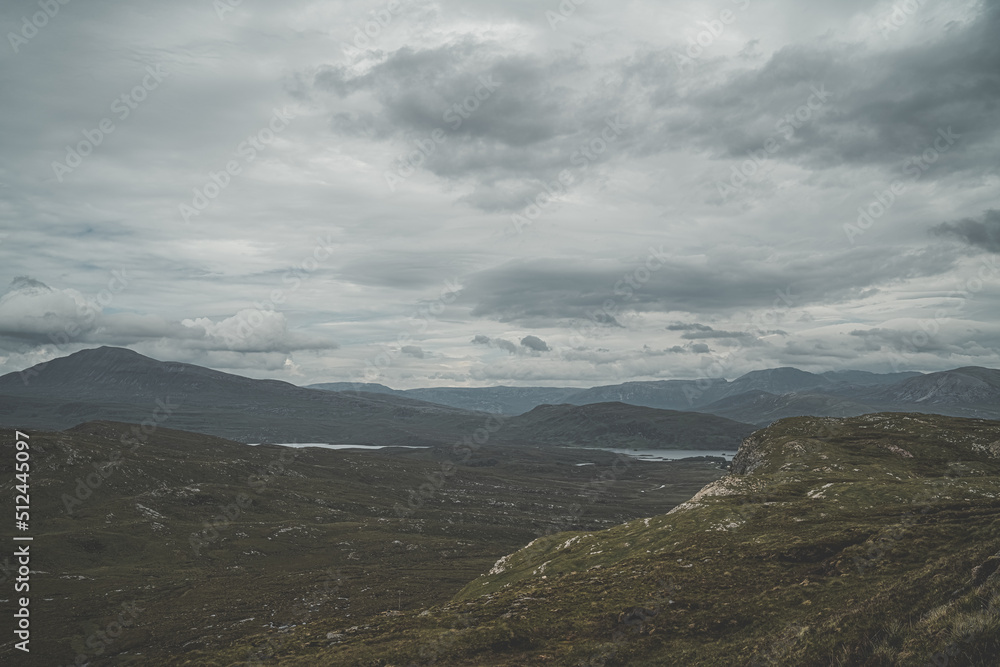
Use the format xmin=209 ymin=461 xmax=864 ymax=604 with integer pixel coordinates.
xmin=0 ymin=0 xmax=998 ymax=388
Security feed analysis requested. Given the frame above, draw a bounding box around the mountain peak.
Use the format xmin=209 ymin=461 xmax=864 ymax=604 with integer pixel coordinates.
xmin=735 ymin=367 xmax=820 ymax=380
xmin=71 ymin=345 xmax=146 ymax=359
xmin=58 ymin=346 xmax=161 ymax=371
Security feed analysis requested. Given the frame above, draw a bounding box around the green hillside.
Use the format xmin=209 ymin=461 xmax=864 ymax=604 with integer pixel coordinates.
xmin=221 ymin=413 xmax=1000 ymax=666
xmin=0 ymin=421 xmax=724 ymax=666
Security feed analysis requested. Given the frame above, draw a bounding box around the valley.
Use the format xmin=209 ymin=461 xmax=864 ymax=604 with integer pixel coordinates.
xmin=0 ymin=422 xmax=725 ymax=665
xmin=183 ymin=413 xmax=1000 ymax=666
xmin=1 ymin=349 xmax=998 ymax=665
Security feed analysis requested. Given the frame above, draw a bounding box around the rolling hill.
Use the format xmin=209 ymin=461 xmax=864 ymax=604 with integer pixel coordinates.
xmin=0 ymin=420 xmax=726 ymax=666
xmin=0 ymin=347 xmax=488 ymax=445
xmin=215 ymin=412 xmax=1000 ymax=665
xmin=495 ymin=402 xmax=755 ymax=450
xmin=697 ymin=390 xmax=881 ymax=426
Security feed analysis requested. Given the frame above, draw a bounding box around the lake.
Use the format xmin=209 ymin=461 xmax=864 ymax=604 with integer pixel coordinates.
xmin=571 ymin=447 xmax=737 ymax=462
xmin=247 ymin=443 xmax=429 ymax=450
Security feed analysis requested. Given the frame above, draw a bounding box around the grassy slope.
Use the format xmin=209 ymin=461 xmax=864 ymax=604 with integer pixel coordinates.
xmin=0 ymin=422 xmax=724 ymax=666
xmin=237 ymin=413 xmax=1000 ymax=666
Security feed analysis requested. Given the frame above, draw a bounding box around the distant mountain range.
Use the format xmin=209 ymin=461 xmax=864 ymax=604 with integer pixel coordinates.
xmin=0 ymin=347 xmax=753 ymax=450
xmin=0 ymin=347 xmax=483 ymax=446
xmin=2 ymin=348 xmax=997 ymax=447
xmin=308 ymin=381 xmax=581 ymax=416
xmin=310 ymin=366 xmax=1000 ymax=424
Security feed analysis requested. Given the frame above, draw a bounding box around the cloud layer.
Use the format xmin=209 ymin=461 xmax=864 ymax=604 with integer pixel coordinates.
xmin=0 ymin=0 xmax=997 ymax=386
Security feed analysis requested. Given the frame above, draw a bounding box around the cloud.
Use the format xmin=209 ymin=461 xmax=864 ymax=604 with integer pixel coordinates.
xmin=306 ymin=0 xmax=1000 ymax=212
xmin=471 ymin=334 xmax=518 ymax=354
xmin=592 ymin=312 xmax=624 ymax=327
xmin=625 ymin=2 xmax=1000 ymax=181
xmin=310 ymin=36 xmax=634 ymax=211
xmin=848 ymin=326 xmax=986 ymax=355
xmin=181 ymin=309 xmax=334 ymax=354
xmin=494 ymin=338 xmax=518 ymax=354
xmin=0 ymin=277 xmax=336 ymax=365
xmin=520 ymin=334 xmax=550 ymax=352
xmin=1 ymin=0 xmax=998 ymax=386
xmin=933 ymin=209 xmax=1000 ymax=252
xmin=667 ymin=323 xmax=713 ymax=332
xmin=667 ymin=322 xmax=756 ymax=340
xmin=401 ymin=345 xmax=425 ymax=358
xmin=460 ymin=247 xmax=957 ymax=325
xmin=0 ymin=277 xmax=99 ymax=342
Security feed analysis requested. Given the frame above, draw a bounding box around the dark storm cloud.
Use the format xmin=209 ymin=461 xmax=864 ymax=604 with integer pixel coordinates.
xmin=849 ymin=326 xmax=999 ymax=356
xmin=311 ymin=38 xmax=634 ymax=210
xmin=850 ymin=327 xmax=951 ymax=353
xmin=315 ymin=42 xmax=586 ymax=149
xmin=629 ymin=2 xmax=1000 ymax=178
xmin=460 ymin=247 xmax=957 ymax=324
xmin=472 ymin=334 xmax=517 ymax=354
xmin=520 ymin=334 xmax=550 ymax=352
xmin=308 ymin=3 xmax=1000 ymax=213
xmin=933 ymin=209 xmax=1000 ymax=253
xmin=666 ymin=323 xmax=713 ymax=332
xmin=591 ymin=312 xmax=623 ymax=328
